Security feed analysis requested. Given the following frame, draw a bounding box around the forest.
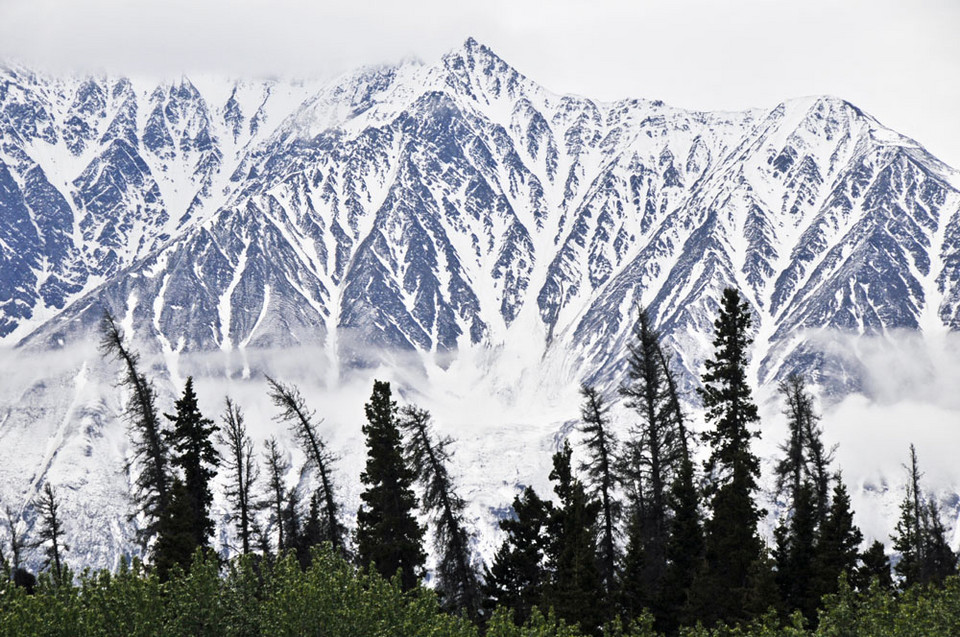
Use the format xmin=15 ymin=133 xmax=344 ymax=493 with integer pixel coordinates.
xmin=1 ymin=287 xmax=958 ymax=636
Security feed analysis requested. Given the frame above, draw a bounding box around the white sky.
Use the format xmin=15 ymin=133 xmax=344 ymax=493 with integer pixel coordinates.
xmin=1 ymin=0 xmax=958 ymax=167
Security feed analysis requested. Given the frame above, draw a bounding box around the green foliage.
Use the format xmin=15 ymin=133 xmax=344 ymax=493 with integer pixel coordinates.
xmin=4 ymin=539 xmax=960 ymax=637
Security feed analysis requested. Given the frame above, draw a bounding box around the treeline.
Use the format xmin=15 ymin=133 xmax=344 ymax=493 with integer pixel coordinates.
xmin=1 ymin=289 xmax=958 ymax=636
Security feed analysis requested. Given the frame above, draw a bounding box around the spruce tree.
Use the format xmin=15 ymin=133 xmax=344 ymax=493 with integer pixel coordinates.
xmin=773 ymin=481 xmax=818 ymax=622
xmin=34 ymin=483 xmax=68 ymax=584
xmin=218 ymin=398 xmax=258 ymax=555
xmin=165 ymin=377 xmax=219 ymax=549
xmin=618 ymin=306 xmax=689 ymax=623
xmin=154 ymin=377 xmax=219 ymax=579
xmin=688 ymin=287 xmax=766 ymax=627
xmin=355 ymin=380 xmax=425 ymax=591
xmin=856 ymin=540 xmax=892 ymax=591
xmin=892 ymin=445 xmax=957 ymax=588
xmin=543 ymin=441 xmax=604 ymax=635
xmin=774 ymin=375 xmax=808 ymax=508
xmin=399 ymin=405 xmax=481 ymax=618
xmin=576 ymin=385 xmax=620 ymax=601
xmin=302 ymin=491 xmax=324 ymax=559
xmin=153 ymin=478 xmax=196 ymax=581
xmin=3 ymin=506 xmax=26 ymax=579
xmin=813 ymin=474 xmax=862 ymax=599
xmin=773 ymin=375 xmax=838 ymax=622
xmin=776 ymin=375 xmax=834 ymax=524
xmin=659 ymin=345 xmax=704 ymax=633
xmin=921 ymin=499 xmax=958 ymax=584
xmin=660 ymin=452 xmax=703 ymax=633
xmin=100 ymin=311 xmax=170 ymax=544
xmin=268 ymin=377 xmax=346 ymax=554
xmin=483 ymin=487 xmax=553 ymax=625
xmin=262 ymin=437 xmax=290 ymax=553
xmin=280 ymin=487 xmax=309 ymax=568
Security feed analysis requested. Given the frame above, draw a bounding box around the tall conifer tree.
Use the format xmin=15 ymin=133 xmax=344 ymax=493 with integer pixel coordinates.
xmin=618 ymin=307 xmax=689 ymax=623
xmin=483 ymin=487 xmax=553 ymax=625
xmin=262 ymin=437 xmax=290 ymax=553
xmin=813 ymin=474 xmax=862 ymax=599
xmin=356 ymin=380 xmax=425 ymax=591
xmin=165 ymin=377 xmax=219 ymax=548
xmin=577 ymin=385 xmax=620 ymax=601
xmin=399 ymin=406 xmax=481 ymax=618
xmin=892 ymin=444 xmax=958 ymax=587
xmin=544 ymin=441 xmax=604 ymax=635
xmin=154 ymin=377 xmax=219 ymax=578
xmin=34 ymin=483 xmax=67 ymax=584
xmin=218 ymin=398 xmax=258 ymax=555
xmin=267 ymin=378 xmax=346 ymax=554
xmin=100 ymin=311 xmax=170 ymax=544
xmin=689 ymin=288 xmax=766 ymax=626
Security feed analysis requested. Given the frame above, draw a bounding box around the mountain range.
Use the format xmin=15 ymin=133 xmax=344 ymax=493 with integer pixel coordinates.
xmin=1 ymin=38 xmax=959 ymax=569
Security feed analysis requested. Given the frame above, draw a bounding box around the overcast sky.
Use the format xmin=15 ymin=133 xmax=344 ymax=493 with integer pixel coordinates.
xmin=1 ymin=0 xmax=958 ymax=167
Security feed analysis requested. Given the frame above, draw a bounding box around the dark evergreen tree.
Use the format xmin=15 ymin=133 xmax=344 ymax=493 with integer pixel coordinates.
xmin=483 ymin=487 xmax=552 ymax=626
xmin=154 ymin=378 xmax=219 ymax=578
xmin=618 ymin=306 xmax=688 ymax=624
xmin=399 ymin=405 xmax=481 ymax=618
xmin=892 ymin=445 xmax=924 ymax=587
xmin=774 ymin=375 xmax=808 ymax=508
xmin=281 ymin=487 xmax=305 ymax=566
xmin=688 ymin=287 xmax=766 ymax=627
xmin=773 ymin=481 xmax=818 ymax=622
xmin=218 ymin=398 xmax=258 ymax=555
xmin=100 ymin=311 xmax=170 ymax=544
xmin=776 ymin=375 xmax=834 ymax=524
xmin=152 ymin=478 xmax=196 ymax=581
xmin=576 ymin=385 xmax=620 ymax=601
xmin=3 ymin=506 xmax=26 ymax=579
xmin=890 ymin=444 xmax=956 ymax=588
xmin=772 ymin=375 xmax=839 ymax=622
xmin=922 ymin=499 xmax=958 ymax=584
xmin=659 ymin=452 xmax=703 ymax=633
xmin=813 ymin=474 xmax=862 ymax=599
xmin=267 ymin=377 xmax=346 ymax=554
xmin=164 ymin=377 xmax=219 ymax=549
xmin=355 ymin=380 xmax=425 ymax=591
xmin=543 ymin=441 xmax=604 ymax=635
xmin=856 ymin=540 xmax=892 ymax=591
xmin=659 ymin=345 xmax=704 ymax=634
xmin=302 ymin=492 xmax=324 ymax=557
xmin=34 ymin=483 xmax=68 ymax=584
xmin=262 ymin=437 xmax=290 ymax=552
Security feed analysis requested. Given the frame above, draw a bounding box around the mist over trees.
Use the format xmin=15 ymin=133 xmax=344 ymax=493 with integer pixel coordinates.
xmin=1 ymin=290 xmax=958 ymax=636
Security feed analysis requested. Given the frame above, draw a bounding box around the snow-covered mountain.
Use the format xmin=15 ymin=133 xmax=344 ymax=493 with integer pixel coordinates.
xmin=2 ymin=38 xmax=959 ymax=569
